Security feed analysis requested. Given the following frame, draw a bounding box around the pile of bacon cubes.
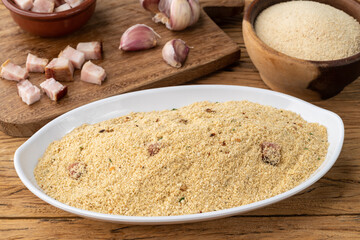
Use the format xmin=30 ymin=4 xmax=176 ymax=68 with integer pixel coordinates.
xmin=1 ymin=42 xmax=106 ymax=105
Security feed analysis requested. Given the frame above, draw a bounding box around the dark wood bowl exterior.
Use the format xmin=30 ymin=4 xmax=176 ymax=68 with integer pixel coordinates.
xmin=243 ymin=0 xmax=360 ymax=100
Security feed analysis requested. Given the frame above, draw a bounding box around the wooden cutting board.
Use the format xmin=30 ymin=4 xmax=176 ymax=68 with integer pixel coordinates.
xmin=0 ymin=0 xmax=242 ymax=137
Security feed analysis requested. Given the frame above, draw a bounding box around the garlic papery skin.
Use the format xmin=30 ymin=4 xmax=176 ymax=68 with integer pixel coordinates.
xmin=153 ymin=12 xmax=170 ymax=27
xmin=119 ymin=24 xmax=161 ymax=51
xmin=140 ymin=0 xmax=160 ymax=13
xmin=162 ymin=39 xmax=190 ymax=68
xmin=150 ymin=0 xmax=200 ymax=31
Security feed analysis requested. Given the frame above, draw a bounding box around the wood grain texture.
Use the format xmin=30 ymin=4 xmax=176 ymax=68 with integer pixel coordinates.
xmin=201 ymin=0 xmax=244 ymax=7
xmin=1 ymin=0 xmax=360 ymax=239
xmin=0 ymin=0 xmax=242 ymax=137
xmin=1 ymin=215 xmax=360 ymax=240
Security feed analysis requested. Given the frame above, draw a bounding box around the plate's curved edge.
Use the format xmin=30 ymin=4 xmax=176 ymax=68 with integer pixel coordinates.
xmin=13 ymin=85 xmax=345 ymax=224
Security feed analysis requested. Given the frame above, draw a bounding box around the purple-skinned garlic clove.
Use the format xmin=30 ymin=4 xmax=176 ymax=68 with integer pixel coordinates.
xmin=140 ymin=0 xmax=160 ymax=13
xmin=162 ymin=39 xmax=190 ymax=68
xmin=152 ymin=0 xmax=200 ymax=31
xmin=158 ymin=0 xmax=172 ymax=17
xmin=168 ymin=0 xmax=192 ymax=31
xmin=119 ymin=24 xmax=161 ymax=51
xmin=188 ymin=0 xmax=200 ymax=26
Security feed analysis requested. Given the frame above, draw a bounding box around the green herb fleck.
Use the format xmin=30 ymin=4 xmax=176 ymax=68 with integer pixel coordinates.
xmin=304 ymin=147 xmax=309 ymax=150
xmin=179 ymin=197 xmax=185 ymax=203
xmin=318 ymin=157 xmax=320 ymax=160
xmin=309 ymin=133 xmax=313 ymax=135
xmin=109 ymin=158 xmax=112 ymax=163
xmin=106 ymin=189 xmax=111 ymax=192
xmin=158 ymin=137 xmax=163 ymax=140
xmin=79 ymin=146 xmax=83 ymax=151
xmin=171 ymin=108 xmax=177 ymax=111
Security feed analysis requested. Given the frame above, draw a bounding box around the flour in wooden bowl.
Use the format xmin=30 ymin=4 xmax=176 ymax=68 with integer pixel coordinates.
xmin=255 ymin=1 xmax=360 ymax=61
xmin=34 ymin=101 xmax=328 ymax=216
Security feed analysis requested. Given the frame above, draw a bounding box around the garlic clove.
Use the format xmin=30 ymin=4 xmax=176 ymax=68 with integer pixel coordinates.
xmin=140 ymin=0 xmax=160 ymax=13
xmin=168 ymin=0 xmax=192 ymax=31
xmin=119 ymin=24 xmax=161 ymax=51
xmin=153 ymin=0 xmax=200 ymax=31
xmin=188 ymin=0 xmax=200 ymax=26
xmin=158 ymin=0 xmax=172 ymax=17
xmin=162 ymin=39 xmax=190 ymax=68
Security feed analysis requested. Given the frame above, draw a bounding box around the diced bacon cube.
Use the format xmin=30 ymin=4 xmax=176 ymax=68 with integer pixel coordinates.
xmin=59 ymin=45 xmax=85 ymax=69
xmin=17 ymin=80 xmax=41 ymax=105
xmin=65 ymin=0 xmax=84 ymax=8
xmin=40 ymin=78 xmax=67 ymax=101
xmin=80 ymin=61 xmax=106 ymax=85
xmin=26 ymin=53 xmax=49 ymax=73
xmin=14 ymin=0 xmax=33 ymax=10
xmin=55 ymin=3 xmax=71 ymax=12
xmin=45 ymin=58 xmax=74 ymax=82
xmin=260 ymin=142 xmax=282 ymax=166
xmin=17 ymin=79 xmax=33 ymax=96
xmin=1 ymin=59 xmax=28 ymax=82
xmin=32 ymin=0 xmax=55 ymax=13
xmin=76 ymin=42 xmax=103 ymax=60
xmin=49 ymin=0 xmax=65 ymax=7
xmin=68 ymin=162 xmax=87 ymax=179
xmin=147 ymin=143 xmax=161 ymax=156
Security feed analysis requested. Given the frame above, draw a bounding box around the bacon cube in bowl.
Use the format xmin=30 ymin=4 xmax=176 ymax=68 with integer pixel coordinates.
xmin=65 ymin=0 xmax=84 ymax=8
xmin=55 ymin=3 xmax=71 ymax=12
xmin=32 ymin=0 xmax=55 ymax=13
xmin=14 ymin=0 xmax=33 ymax=10
xmin=51 ymin=0 xmax=65 ymax=7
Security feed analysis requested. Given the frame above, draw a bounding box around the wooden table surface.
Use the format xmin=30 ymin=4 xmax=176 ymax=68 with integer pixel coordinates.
xmin=1 ymin=1 xmax=360 ymax=239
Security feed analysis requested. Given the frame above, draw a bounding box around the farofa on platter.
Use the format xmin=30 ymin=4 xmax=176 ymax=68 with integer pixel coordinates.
xmin=34 ymin=101 xmax=328 ymax=216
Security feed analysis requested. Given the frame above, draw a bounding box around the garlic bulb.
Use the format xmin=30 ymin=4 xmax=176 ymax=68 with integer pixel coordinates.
xmin=162 ymin=39 xmax=190 ymax=68
xmin=140 ymin=0 xmax=201 ymax=31
xmin=119 ymin=24 xmax=161 ymax=51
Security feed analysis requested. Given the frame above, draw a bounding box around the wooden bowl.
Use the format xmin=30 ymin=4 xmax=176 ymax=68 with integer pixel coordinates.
xmin=2 ymin=0 xmax=96 ymax=37
xmin=243 ymin=0 xmax=360 ymax=100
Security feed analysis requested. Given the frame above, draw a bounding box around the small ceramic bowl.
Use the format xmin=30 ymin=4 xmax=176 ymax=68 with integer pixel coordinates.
xmin=2 ymin=0 xmax=96 ymax=37
xmin=243 ymin=0 xmax=360 ymax=100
